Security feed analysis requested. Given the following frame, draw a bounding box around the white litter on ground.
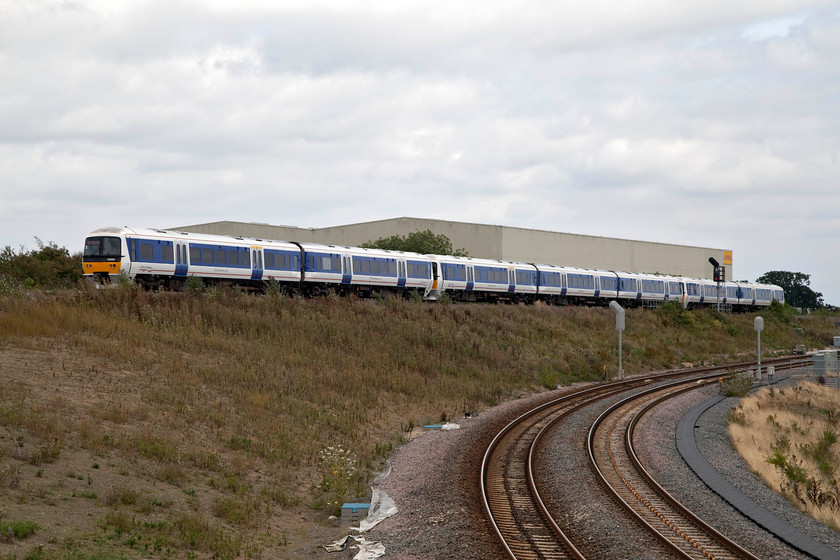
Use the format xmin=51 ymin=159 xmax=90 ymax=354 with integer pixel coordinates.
xmin=324 ymin=485 xmax=398 ymax=558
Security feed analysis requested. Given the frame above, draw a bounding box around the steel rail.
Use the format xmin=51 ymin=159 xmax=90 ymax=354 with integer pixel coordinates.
xmin=483 ymin=356 xmax=810 ymax=559
xmin=586 ymin=370 xmax=780 ymax=559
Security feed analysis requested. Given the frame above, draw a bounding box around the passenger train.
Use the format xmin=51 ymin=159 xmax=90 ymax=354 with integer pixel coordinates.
xmin=82 ymin=227 xmax=785 ymax=310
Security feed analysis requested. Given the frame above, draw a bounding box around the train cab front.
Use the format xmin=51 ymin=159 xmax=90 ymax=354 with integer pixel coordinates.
xmin=82 ymin=234 xmax=124 ymax=285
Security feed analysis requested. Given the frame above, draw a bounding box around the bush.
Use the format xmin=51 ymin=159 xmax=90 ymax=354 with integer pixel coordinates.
xmin=0 ymin=519 xmax=39 ymax=541
xmin=721 ymin=370 xmax=754 ymax=397
xmin=0 ymin=240 xmax=81 ymax=289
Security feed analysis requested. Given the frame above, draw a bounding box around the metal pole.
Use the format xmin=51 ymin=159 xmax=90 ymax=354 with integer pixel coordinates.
xmin=618 ymin=330 xmax=623 ymax=380
xmin=754 ymin=316 xmax=764 ymax=381
xmin=609 ymin=301 xmax=625 ymax=380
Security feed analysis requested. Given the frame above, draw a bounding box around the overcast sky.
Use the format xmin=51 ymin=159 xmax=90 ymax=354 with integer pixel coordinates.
xmin=1 ymin=1 xmax=838 ymax=304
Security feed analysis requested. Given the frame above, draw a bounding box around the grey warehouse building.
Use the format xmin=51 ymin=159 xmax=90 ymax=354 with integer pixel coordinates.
xmin=172 ymin=217 xmax=732 ymax=281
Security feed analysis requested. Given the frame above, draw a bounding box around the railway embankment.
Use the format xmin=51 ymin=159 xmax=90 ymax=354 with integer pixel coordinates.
xmin=0 ymin=286 xmax=836 ymax=559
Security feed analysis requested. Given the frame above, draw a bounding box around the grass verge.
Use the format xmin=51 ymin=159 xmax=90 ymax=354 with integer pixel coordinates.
xmin=0 ymin=286 xmax=836 ymax=557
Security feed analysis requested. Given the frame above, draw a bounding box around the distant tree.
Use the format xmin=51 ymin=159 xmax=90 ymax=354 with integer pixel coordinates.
xmin=756 ymin=270 xmax=824 ymax=310
xmin=361 ymin=229 xmax=469 ymax=256
xmin=0 ymin=238 xmax=82 ymax=289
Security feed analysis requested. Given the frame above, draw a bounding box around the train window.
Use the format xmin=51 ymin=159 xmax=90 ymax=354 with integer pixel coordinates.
xmin=409 ymin=262 xmax=429 ymax=278
xmin=140 ymin=243 xmax=154 ymax=261
xmin=569 ymin=274 xmax=594 ymax=289
xmin=190 ymin=246 xmax=200 ymax=263
xmin=161 ymin=244 xmax=174 ymax=263
xmin=264 ymin=252 xmax=275 ymax=269
xmin=227 ymin=250 xmax=238 ymax=266
xmin=515 ymin=271 xmax=534 ymax=285
xmin=642 ymin=280 xmax=662 ymax=293
xmin=84 ymin=237 xmax=103 ymax=257
xmin=200 ymin=248 xmax=212 ymax=264
xmin=215 ymin=249 xmax=227 ymax=265
xmin=99 ymin=237 xmax=121 ymax=256
xmin=619 ymin=278 xmax=637 ymax=292
xmin=86 ymin=236 xmax=122 ymax=258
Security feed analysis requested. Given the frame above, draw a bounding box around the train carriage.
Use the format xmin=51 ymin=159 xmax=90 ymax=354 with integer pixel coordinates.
xmin=83 ymin=226 xmax=785 ymax=311
xmin=559 ymin=266 xmax=601 ymax=303
xmin=637 ymin=273 xmax=668 ymax=303
xmin=427 ymin=255 xmax=537 ymax=302
xmin=83 ymin=227 xmax=304 ymax=290
xmin=615 ymin=272 xmax=642 ymax=303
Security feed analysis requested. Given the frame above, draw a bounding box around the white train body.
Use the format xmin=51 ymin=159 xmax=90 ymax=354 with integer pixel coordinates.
xmin=82 ymin=226 xmax=784 ymax=309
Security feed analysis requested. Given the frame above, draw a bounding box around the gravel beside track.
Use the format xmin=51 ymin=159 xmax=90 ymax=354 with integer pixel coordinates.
xmin=363 ymin=390 xmax=567 ymax=560
xmin=358 ymin=374 xmax=840 ymax=559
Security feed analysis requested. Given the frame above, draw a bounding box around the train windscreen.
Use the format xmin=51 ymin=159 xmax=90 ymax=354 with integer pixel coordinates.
xmin=84 ymin=236 xmax=122 ymax=259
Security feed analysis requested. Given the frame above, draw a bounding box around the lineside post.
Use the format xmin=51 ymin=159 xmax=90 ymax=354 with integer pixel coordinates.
xmin=610 ymin=301 xmax=625 ymax=380
xmin=755 ymin=316 xmax=764 ymax=381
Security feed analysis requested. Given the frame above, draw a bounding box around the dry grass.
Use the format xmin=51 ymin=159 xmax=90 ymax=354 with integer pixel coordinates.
xmin=0 ymin=285 xmax=836 ymax=558
xmin=730 ymin=381 xmax=840 ymax=530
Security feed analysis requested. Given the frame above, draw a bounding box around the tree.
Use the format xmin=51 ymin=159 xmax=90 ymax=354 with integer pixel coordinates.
xmin=361 ymin=229 xmax=469 ymax=256
xmin=756 ymin=270 xmax=824 ymax=310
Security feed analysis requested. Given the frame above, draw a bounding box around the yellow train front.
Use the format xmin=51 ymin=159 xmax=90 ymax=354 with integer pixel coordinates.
xmin=82 ymin=227 xmax=127 ymax=284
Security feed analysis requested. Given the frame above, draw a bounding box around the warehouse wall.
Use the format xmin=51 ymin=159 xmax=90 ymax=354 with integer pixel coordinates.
xmin=172 ymin=218 xmax=730 ymax=280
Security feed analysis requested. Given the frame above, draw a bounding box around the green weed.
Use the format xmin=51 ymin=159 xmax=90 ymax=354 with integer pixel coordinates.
xmin=0 ymin=519 xmax=39 ymax=540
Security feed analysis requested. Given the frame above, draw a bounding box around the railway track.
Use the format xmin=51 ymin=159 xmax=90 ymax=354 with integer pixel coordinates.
xmin=481 ymin=356 xmax=811 ymax=559
xmin=588 ymin=378 xmax=761 ymax=559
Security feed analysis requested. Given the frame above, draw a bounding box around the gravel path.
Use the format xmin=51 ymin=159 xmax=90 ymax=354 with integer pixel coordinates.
xmin=354 ymin=374 xmax=840 ymax=559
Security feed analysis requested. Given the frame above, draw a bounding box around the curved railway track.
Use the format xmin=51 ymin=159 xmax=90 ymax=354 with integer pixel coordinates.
xmin=588 ymin=378 xmax=761 ymax=559
xmin=481 ymin=356 xmax=810 ymax=559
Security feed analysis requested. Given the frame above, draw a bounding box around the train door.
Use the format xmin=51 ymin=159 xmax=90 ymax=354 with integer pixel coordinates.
xmin=251 ymin=247 xmax=263 ymax=281
xmin=594 ymin=276 xmax=601 ymax=298
xmin=508 ymin=269 xmax=515 ymax=293
xmin=175 ymin=241 xmax=188 ymax=277
xmin=466 ymin=266 xmax=474 ymax=292
xmin=424 ymin=260 xmax=441 ymax=300
xmin=397 ymin=260 xmax=406 ymax=288
xmin=342 ymin=255 xmax=352 ymax=285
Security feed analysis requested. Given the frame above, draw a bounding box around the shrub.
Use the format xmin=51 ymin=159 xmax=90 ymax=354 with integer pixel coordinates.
xmin=0 ymin=519 xmax=39 ymax=541
xmin=0 ymin=240 xmax=81 ymax=289
xmin=721 ymin=370 xmax=753 ymax=397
